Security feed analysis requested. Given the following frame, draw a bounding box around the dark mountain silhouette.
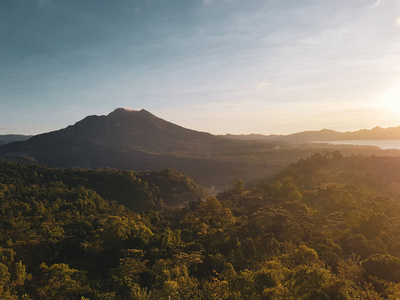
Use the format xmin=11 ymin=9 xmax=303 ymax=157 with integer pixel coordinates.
xmin=2 ymin=109 xmax=398 ymax=190
xmin=0 ymin=108 xmax=217 ymax=156
xmin=59 ymin=108 xmax=222 ymax=151
xmin=0 ymin=108 xmax=224 ymax=155
xmin=225 ymin=126 xmax=400 ymax=143
xmin=0 ymin=108 xmax=281 ymax=189
xmin=0 ymin=134 xmax=32 ymax=145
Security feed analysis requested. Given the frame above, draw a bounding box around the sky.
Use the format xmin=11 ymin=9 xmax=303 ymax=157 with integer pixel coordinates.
xmin=1 ymin=0 xmax=400 ymax=135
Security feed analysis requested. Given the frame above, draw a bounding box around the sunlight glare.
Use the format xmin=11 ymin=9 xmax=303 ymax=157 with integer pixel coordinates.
xmin=381 ymin=82 xmax=400 ymax=117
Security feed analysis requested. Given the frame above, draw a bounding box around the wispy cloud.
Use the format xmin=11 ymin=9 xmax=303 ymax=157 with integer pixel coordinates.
xmin=255 ymin=81 xmax=270 ymax=89
xmin=122 ymin=107 xmax=141 ymax=111
xmin=2 ymin=0 xmax=400 ymax=135
xmin=372 ymin=0 xmax=384 ymax=7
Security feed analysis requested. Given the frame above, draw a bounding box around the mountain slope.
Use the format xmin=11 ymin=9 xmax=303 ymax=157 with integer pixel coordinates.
xmin=0 ymin=134 xmax=32 ymax=145
xmin=0 ymin=109 xmax=280 ymax=188
xmin=56 ymin=108 xmax=221 ymax=151
xmin=2 ymin=108 xmax=398 ymax=190
xmin=0 ymin=108 xmax=226 ymax=159
xmin=225 ymin=126 xmax=400 ymax=142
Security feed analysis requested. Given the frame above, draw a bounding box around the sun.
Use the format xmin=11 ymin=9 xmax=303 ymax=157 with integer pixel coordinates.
xmin=381 ymin=82 xmax=400 ymax=117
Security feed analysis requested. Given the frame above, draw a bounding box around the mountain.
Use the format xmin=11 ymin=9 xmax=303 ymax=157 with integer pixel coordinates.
xmin=225 ymin=126 xmax=400 ymax=143
xmin=0 ymin=134 xmax=32 ymax=145
xmin=2 ymin=109 xmax=399 ymax=190
xmin=0 ymin=108 xmax=223 ymax=156
xmin=56 ymin=108 xmax=223 ymax=152
xmin=0 ymin=108 xmax=281 ymax=189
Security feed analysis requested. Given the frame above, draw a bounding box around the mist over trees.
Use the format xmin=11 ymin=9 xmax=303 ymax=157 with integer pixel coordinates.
xmin=1 ymin=153 xmax=400 ymax=298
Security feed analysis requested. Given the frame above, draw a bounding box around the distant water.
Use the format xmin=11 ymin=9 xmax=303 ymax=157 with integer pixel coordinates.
xmin=313 ymin=140 xmax=400 ymax=150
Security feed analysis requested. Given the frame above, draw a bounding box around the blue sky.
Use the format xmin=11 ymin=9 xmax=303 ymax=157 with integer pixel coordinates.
xmin=1 ymin=0 xmax=400 ymax=135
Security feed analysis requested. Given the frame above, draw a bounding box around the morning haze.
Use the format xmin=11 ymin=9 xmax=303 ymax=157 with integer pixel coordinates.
xmin=3 ymin=1 xmax=400 ymax=299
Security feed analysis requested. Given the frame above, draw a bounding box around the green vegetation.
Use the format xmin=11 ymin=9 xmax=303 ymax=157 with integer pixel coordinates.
xmin=2 ymin=154 xmax=400 ymax=298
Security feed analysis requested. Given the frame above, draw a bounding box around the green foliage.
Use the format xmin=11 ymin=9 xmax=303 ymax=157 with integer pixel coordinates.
xmin=362 ymin=254 xmax=400 ymax=283
xmin=1 ymin=154 xmax=400 ymax=298
xmin=36 ymin=263 xmax=91 ymax=299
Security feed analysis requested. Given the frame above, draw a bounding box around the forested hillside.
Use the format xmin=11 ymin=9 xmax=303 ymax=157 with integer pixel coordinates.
xmin=1 ymin=154 xmax=400 ymax=298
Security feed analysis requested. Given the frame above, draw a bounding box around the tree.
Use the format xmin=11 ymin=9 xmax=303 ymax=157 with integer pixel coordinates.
xmin=37 ymin=263 xmax=91 ymax=299
xmin=362 ymin=254 xmax=400 ymax=283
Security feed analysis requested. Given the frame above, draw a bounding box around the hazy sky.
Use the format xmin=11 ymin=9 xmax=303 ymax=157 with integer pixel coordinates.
xmin=1 ymin=0 xmax=400 ymax=135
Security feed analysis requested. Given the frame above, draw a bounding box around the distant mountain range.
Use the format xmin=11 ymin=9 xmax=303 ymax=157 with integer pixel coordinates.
xmin=0 ymin=134 xmax=32 ymax=145
xmin=1 ymin=109 xmax=398 ymax=190
xmin=225 ymin=126 xmax=400 ymax=143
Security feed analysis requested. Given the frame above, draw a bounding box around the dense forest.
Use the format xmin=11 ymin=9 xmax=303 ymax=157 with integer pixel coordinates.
xmin=2 ymin=153 xmax=400 ymax=298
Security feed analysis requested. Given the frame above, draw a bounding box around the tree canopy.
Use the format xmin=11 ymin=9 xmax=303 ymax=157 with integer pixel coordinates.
xmin=1 ymin=153 xmax=400 ymax=298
